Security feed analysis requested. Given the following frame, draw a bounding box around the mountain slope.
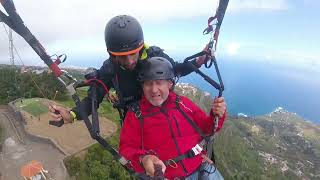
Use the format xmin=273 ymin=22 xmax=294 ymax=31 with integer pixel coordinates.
xmin=174 ymin=83 xmax=320 ymax=180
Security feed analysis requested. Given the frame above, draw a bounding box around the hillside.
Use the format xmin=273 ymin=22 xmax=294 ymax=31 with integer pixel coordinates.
xmin=175 ymin=83 xmax=213 ymax=113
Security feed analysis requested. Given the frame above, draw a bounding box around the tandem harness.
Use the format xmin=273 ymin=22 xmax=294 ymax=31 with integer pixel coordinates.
xmin=1 ymin=0 xmax=229 ymax=178
xmin=0 ymin=0 xmax=164 ymax=179
xmin=129 ymin=95 xmax=217 ymax=167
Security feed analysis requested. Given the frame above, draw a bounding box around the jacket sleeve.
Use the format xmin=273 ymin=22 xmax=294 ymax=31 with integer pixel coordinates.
xmin=119 ymin=111 xmax=147 ymax=173
xmin=181 ymin=96 xmax=226 ymax=134
xmin=71 ymin=59 xmax=114 ymax=120
xmin=149 ymin=46 xmax=199 ymax=77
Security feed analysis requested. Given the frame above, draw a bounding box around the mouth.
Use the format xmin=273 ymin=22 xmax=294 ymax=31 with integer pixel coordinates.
xmin=126 ymin=62 xmax=137 ymax=69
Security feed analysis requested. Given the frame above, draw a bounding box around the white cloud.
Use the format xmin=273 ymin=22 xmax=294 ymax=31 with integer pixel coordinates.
xmin=0 ymin=0 xmax=291 ymax=65
xmin=266 ymin=50 xmax=320 ymax=71
xmin=1 ymin=0 xmax=291 ymax=41
xmin=229 ymin=0 xmax=289 ymax=12
xmin=225 ymin=41 xmax=320 ymax=73
xmin=225 ymin=42 xmax=241 ymax=55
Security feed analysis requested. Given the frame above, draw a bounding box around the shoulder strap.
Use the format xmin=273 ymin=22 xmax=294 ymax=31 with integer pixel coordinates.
xmin=129 ymin=102 xmax=143 ymax=121
xmin=175 ymin=95 xmax=208 ymax=140
xmin=129 ymin=103 xmax=144 ymax=149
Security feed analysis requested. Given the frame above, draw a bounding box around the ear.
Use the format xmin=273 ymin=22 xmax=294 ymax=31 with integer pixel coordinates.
xmin=168 ymin=80 xmax=173 ymax=89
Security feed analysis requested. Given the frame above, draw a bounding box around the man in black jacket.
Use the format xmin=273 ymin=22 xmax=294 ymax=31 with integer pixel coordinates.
xmin=49 ymin=15 xmax=207 ymax=124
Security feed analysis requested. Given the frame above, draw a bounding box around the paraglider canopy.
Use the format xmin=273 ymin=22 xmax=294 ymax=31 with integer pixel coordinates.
xmin=20 ymin=160 xmax=44 ymax=179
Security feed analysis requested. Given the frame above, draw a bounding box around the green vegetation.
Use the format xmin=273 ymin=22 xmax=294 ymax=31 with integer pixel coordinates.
xmin=64 ymin=142 xmax=130 ymax=180
xmin=215 ymin=115 xmax=320 ymax=180
xmin=15 ymin=98 xmax=48 ymax=116
xmin=2 ymin=66 xmax=319 ymax=180
xmin=176 ymin=84 xmax=320 ymax=180
xmin=0 ymin=66 xmax=68 ymax=104
xmin=215 ymin=120 xmax=284 ymax=180
xmin=61 ymin=89 xmax=130 ymax=180
xmin=63 ymin=99 xmax=130 ymax=180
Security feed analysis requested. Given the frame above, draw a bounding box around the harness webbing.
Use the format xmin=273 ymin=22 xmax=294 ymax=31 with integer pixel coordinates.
xmin=131 ymin=95 xmax=215 ymax=167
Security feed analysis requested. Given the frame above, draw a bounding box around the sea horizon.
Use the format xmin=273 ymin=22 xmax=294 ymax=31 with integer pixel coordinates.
xmin=180 ymin=59 xmax=320 ymax=124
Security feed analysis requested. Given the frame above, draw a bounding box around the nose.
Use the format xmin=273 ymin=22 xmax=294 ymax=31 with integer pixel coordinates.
xmin=150 ymin=82 xmax=158 ymax=93
xmin=127 ymin=56 xmax=135 ymax=65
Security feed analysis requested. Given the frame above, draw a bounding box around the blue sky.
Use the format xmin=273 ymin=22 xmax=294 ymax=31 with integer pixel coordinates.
xmin=0 ymin=0 xmax=319 ymax=73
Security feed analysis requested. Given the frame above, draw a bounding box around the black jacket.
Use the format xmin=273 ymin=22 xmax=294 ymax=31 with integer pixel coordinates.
xmin=72 ymin=45 xmax=198 ymax=119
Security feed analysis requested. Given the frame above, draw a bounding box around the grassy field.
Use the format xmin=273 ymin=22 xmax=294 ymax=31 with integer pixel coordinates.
xmin=15 ymin=98 xmax=48 ymax=116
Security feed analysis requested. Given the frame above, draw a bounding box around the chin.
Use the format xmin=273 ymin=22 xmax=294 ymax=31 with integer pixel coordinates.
xmin=150 ymin=100 xmax=163 ymax=107
xmin=127 ymin=64 xmax=137 ymax=70
xmin=126 ymin=66 xmax=135 ymax=71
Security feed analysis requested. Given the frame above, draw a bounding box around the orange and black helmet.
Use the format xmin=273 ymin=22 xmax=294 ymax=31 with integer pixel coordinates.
xmin=105 ymin=15 xmax=144 ymax=56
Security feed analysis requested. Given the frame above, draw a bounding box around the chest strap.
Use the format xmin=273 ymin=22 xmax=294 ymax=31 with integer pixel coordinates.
xmin=163 ymin=138 xmax=206 ymax=167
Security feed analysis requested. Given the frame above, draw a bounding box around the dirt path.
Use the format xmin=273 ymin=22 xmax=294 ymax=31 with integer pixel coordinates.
xmin=0 ymin=107 xmax=67 ymax=180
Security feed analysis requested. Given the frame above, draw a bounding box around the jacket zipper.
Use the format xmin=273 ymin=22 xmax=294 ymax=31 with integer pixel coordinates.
xmin=160 ymin=108 xmax=188 ymax=174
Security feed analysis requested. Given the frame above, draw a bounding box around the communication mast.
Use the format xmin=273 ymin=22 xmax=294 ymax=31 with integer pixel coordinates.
xmin=9 ymin=28 xmax=15 ymax=65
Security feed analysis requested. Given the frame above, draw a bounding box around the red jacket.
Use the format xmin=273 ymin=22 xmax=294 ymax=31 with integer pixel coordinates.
xmin=119 ymin=92 xmax=226 ymax=179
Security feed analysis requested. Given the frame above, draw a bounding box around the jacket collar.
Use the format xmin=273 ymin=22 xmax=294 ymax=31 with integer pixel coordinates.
xmin=140 ymin=91 xmax=177 ymax=112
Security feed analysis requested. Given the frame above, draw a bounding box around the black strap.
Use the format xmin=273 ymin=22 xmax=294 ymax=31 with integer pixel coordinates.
xmin=160 ymin=108 xmax=188 ymax=173
xmin=164 ymin=150 xmax=194 ymax=166
xmin=129 ymin=103 xmax=144 ymax=150
xmin=164 ymin=147 xmax=198 ymax=166
xmin=162 ymin=96 xmax=212 ymax=166
xmin=164 ymin=139 xmax=207 ymax=166
xmin=175 ymin=96 xmax=209 ymax=140
xmin=131 ymin=96 xmax=210 ymax=169
xmin=111 ymin=72 xmax=129 ymax=124
xmin=175 ymin=95 xmax=217 ymax=162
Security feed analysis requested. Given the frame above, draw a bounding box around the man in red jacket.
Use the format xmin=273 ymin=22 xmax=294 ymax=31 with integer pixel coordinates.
xmin=119 ymin=57 xmax=227 ymax=179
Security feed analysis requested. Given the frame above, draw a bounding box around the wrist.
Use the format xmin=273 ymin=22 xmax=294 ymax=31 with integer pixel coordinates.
xmin=69 ymin=110 xmax=77 ymax=123
xmin=193 ymin=58 xmax=202 ymax=68
xmin=139 ymin=150 xmax=158 ymax=164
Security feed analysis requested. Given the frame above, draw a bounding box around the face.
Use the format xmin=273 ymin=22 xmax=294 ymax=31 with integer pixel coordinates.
xmin=143 ymin=79 xmax=173 ymax=107
xmin=114 ymin=51 xmax=140 ymax=70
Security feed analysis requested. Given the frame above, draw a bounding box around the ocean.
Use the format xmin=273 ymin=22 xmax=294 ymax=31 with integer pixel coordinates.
xmin=180 ymin=59 xmax=320 ymax=124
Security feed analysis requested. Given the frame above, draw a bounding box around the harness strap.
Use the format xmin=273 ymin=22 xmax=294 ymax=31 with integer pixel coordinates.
xmin=162 ymin=96 xmax=214 ymax=166
xmin=175 ymin=95 xmax=217 ymax=161
xmin=175 ymin=96 xmax=209 ymax=141
xmin=130 ymin=103 xmax=144 ymax=150
xmin=131 ymin=95 xmax=214 ymax=166
xmin=164 ymin=139 xmax=206 ymax=166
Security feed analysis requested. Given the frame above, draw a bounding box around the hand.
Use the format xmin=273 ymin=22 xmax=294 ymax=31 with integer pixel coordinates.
xmin=196 ymin=44 xmax=212 ymax=67
xmin=48 ymin=104 xmax=73 ymax=123
xmin=211 ymin=97 xmax=226 ymax=118
xmin=107 ymin=92 xmax=119 ymax=104
xmin=141 ymin=155 xmax=166 ymax=177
